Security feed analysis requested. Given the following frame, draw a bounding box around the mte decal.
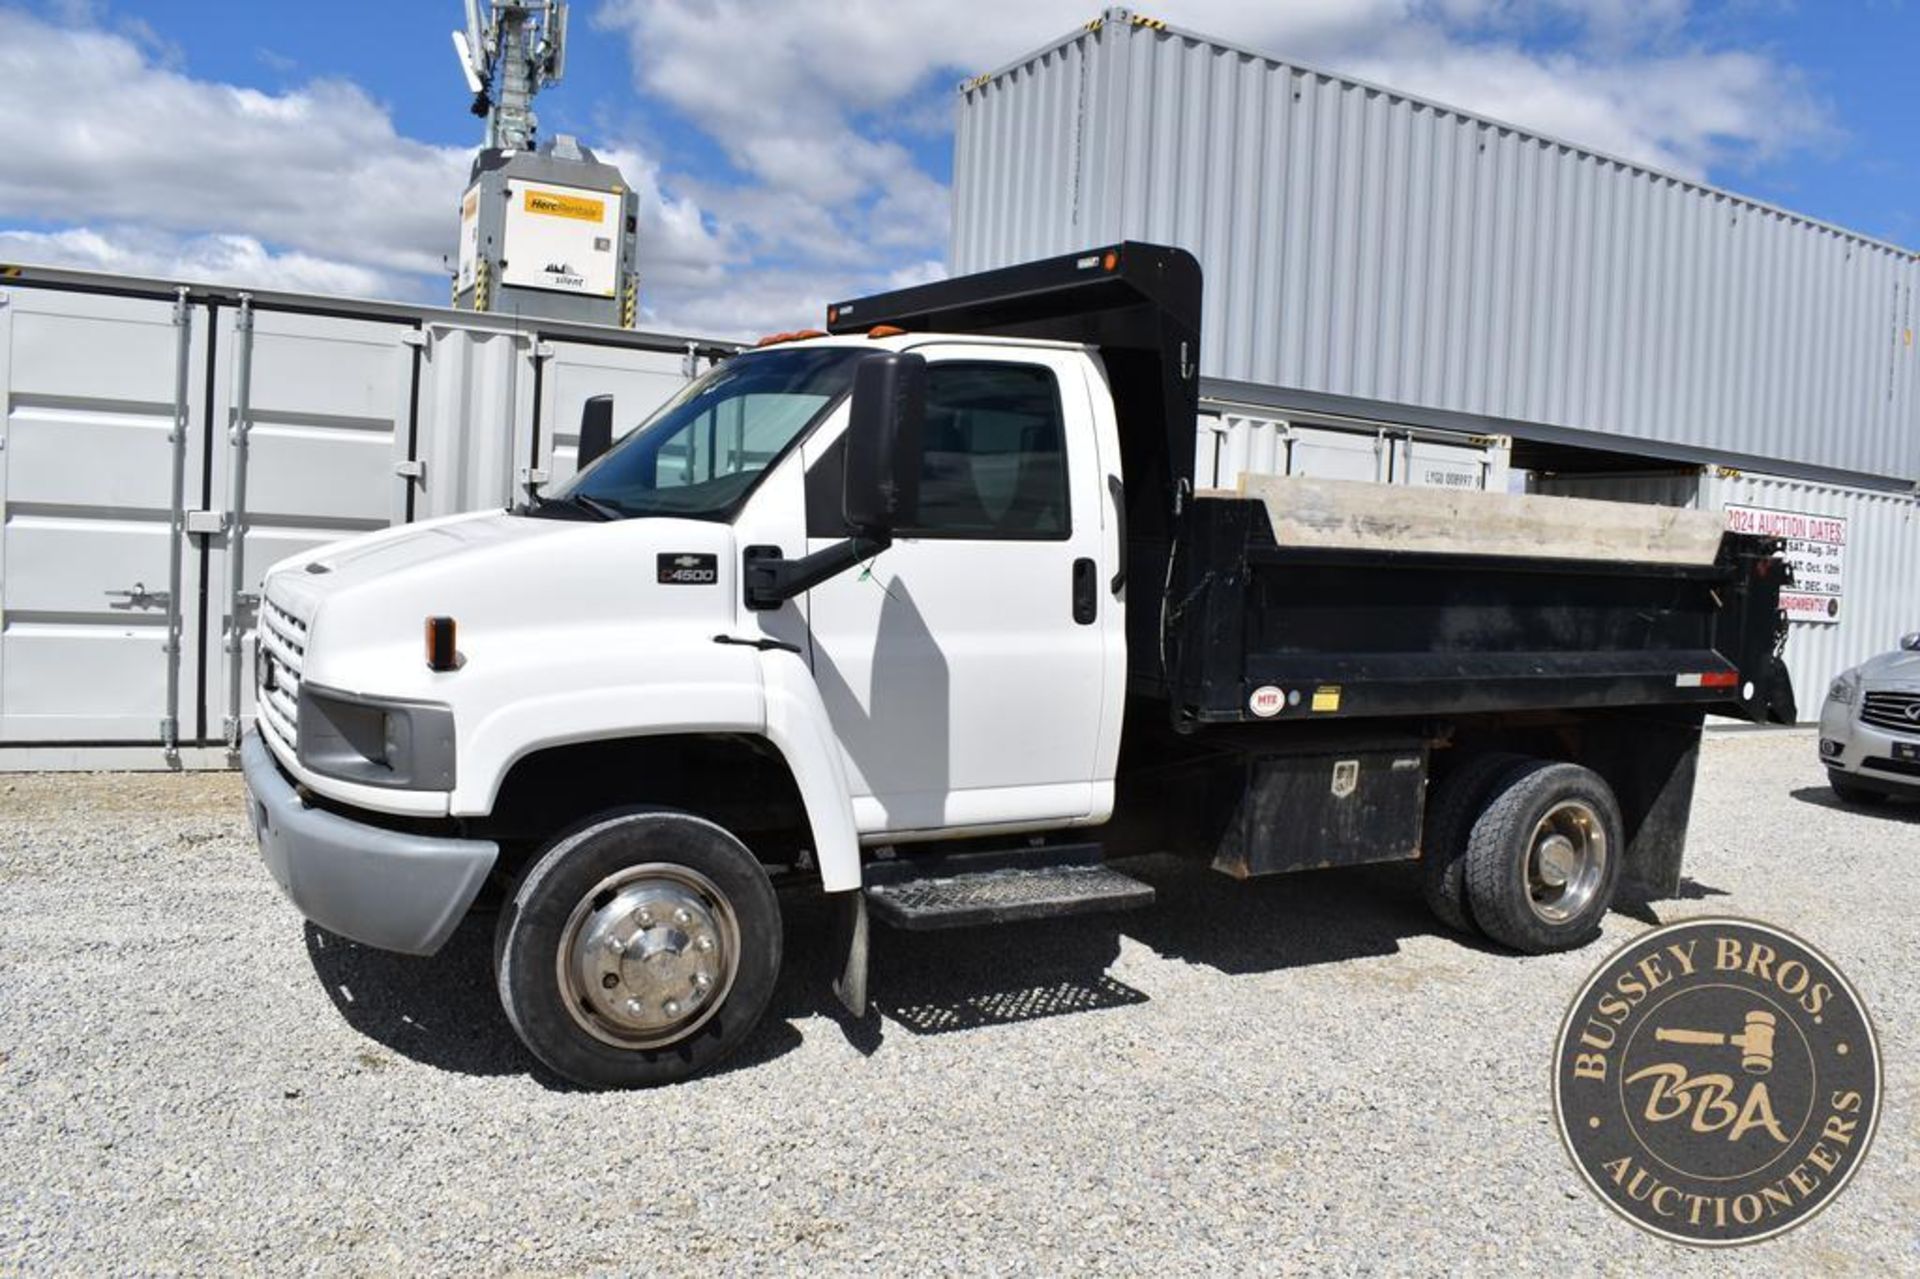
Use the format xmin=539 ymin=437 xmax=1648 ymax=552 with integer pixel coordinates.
xmin=657 ymin=553 xmax=718 ymax=585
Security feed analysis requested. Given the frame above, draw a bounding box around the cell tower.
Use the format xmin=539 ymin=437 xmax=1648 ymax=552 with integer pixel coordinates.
xmin=450 ymin=1 xmax=640 ymax=328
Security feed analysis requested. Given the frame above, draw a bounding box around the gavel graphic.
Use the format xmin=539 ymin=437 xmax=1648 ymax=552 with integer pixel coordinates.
xmin=1654 ymin=1010 xmax=1778 ymax=1075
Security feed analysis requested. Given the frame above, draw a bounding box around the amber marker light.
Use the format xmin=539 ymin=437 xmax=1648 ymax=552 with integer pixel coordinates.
xmin=426 ymin=616 xmax=458 ymax=672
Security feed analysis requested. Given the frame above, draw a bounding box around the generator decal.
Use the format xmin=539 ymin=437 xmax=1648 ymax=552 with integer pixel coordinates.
xmin=501 ymin=179 xmax=622 ymax=298
xmin=1553 ymin=918 xmax=1880 ymax=1246
xmin=657 ymin=553 xmax=718 ymax=585
xmin=1723 ymin=505 xmax=1846 ymax=623
xmin=524 ymin=189 xmax=606 ymax=222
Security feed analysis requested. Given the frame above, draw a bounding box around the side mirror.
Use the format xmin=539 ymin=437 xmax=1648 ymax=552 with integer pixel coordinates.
xmin=1901 ymin=632 xmax=1920 ymax=652
xmin=577 ymin=395 xmax=615 ymax=471
xmin=842 ymin=352 xmax=925 ymax=536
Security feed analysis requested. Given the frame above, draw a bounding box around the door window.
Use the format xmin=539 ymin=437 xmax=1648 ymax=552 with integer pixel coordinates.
xmin=807 ymin=360 xmax=1071 ymax=539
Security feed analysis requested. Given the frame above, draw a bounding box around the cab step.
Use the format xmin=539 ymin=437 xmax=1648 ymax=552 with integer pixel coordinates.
xmin=863 ymin=844 xmax=1155 ymax=931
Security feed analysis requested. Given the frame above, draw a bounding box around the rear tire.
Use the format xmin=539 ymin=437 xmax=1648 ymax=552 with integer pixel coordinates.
xmin=495 ymin=808 xmax=782 ymax=1088
xmin=1420 ymin=752 xmax=1526 ymax=935
xmin=1464 ymin=761 xmax=1624 ymax=953
xmin=1828 ymin=771 xmax=1888 ymax=806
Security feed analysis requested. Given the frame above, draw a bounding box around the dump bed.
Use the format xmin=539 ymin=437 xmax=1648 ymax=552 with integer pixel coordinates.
xmin=1151 ymin=477 xmax=1789 ymax=726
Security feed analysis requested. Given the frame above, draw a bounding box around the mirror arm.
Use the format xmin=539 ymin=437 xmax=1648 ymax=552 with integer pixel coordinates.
xmin=743 ymin=534 xmax=891 ymax=611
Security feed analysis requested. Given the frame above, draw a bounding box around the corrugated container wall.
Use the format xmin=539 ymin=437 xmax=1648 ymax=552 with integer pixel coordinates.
xmin=952 ymin=9 xmax=1920 ymax=486
xmin=1534 ymin=469 xmax=1920 ymax=715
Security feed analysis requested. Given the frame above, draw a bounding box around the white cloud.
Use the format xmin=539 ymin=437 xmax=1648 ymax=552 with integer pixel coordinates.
xmin=0 ymin=6 xmax=726 ymax=308
xmin=0 ymin=225 xmax=406 ymax=297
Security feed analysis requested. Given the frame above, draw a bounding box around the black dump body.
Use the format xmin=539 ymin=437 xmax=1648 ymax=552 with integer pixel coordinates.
xmin=828 ymin=242 xmax=1793 ymax=732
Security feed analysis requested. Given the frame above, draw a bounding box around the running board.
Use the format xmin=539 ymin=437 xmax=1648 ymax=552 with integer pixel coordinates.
xmin=863 ymin=844 xmax=1155 ymax=931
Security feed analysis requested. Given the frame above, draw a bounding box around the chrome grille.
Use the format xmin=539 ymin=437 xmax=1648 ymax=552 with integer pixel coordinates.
xmin=1860 ymin=689 xmax=1920 ymax=737
xmin=258 ymin=594 xmax=308 ymax=753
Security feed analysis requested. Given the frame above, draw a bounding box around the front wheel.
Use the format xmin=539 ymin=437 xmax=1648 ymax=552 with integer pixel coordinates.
xmin=496 ymin=809 xmax=782 ymax=1087
xmin=1464 ymin=761 xmax=1624 ymax=953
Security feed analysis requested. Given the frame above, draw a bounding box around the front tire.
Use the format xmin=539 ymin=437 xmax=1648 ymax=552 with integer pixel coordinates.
xmin=496 ymin=808 xmax=782 ymax=1088
xmin=1464 ymin=761 xmax=1624 ymax=953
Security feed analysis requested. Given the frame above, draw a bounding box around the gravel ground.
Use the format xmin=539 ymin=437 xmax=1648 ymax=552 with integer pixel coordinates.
xmin=1 ymin=728 xmax=1914 ymax=1275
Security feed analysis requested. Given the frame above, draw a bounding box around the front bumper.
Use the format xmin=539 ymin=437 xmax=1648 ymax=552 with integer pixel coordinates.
xmin=240 ymin=732 xmax=498 ymax=955
xmin=1817 ymin=699 xmax=1920 ymax=795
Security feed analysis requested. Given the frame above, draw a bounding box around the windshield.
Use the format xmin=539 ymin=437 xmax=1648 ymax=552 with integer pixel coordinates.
xmin=546 ymin=346 xmax=867 ymax=520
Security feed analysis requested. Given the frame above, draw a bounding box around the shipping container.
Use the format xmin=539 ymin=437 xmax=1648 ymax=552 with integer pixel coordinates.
xmin=1534 ymin=468 xmax=1920 ymax=714
xmin=952 ymin=8 xmax=1920 ymax=487
xmin=1195 ymin=405 xmax=1510 ymax=493
xmin=0 ymin=264 xmax=729 ymax=767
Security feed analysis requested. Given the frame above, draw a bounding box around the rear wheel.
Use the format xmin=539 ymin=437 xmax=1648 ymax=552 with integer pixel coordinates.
xmin=1420 ymin=751 xmax=1527 ymax=935
xmin=495 ymin=808 xmax=782 ymax=1088
xmin=1464 ymin=761 xmax=1623 ymax=953
xmin=1827 ymin=770 xmax=1888 ymax=806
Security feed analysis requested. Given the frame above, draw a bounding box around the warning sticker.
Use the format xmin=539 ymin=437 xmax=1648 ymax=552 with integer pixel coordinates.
xmin=1311 ymin=686 xmax=1341 ymax=713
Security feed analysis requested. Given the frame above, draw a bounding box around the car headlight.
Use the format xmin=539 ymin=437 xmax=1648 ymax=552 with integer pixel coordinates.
xmin=1826 ymin=672 xmax=1859 ymax=706
xmin=296 ymin=685 xmax=456 ymax=789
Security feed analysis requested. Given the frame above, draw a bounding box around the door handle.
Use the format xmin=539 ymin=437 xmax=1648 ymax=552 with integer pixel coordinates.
xmin=1072 ymin=557 xmax=1097 ymax=625
xmin=1107 ymin=474 xmax=1127 ymax=594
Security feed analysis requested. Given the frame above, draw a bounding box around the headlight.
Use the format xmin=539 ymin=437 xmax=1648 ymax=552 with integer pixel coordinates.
xmin=1826 ymin=672 xmax=1859 ymax=706
xmin=296 ymin=685 xmax=456 ymax=789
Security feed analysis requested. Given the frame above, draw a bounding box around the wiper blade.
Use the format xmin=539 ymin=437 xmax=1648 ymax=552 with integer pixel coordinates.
xmin=522 ymin=489 xmax=621 ymax=521
xmin=565 ymin=492 xmax=624 ymax=521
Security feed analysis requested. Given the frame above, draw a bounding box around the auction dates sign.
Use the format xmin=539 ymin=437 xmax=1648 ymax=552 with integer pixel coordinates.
xmin=1724 ymin=504 xmax=1847 ymax=623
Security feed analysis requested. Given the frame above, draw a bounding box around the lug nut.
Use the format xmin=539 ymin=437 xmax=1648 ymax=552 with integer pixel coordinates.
xmin=604 ymin=935 xmax=625 ymax=955
xmin=693 ymin=972 xmax=712 ymax=991
xmin=696 ymin=935 xmax=714 ymax=952
xmin=664 ymin=999 xmax=682 ymax=1018
xmin=673 ymin=907 xmax=692 ymax=925
xmin=636 ymin=909 xmax=654 ymax=928
xmin=624 ymin=998 xmax=646 ymax=1017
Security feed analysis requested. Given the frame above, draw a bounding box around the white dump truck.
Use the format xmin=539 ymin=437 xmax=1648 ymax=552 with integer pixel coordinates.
xmin=242 ymin=244 xmax=1791 ymax=1086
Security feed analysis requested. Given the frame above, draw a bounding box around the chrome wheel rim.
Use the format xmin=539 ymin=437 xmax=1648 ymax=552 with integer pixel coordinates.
xmin=1526 ymin=801 xmax=1607 ymax=924
xmin=557 ymin=863 xmax=740 ymax=1050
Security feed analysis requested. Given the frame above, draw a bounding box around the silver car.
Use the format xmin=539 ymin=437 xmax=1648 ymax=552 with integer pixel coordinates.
xmin=1820 ymin=633 xmax=1920 ymax=804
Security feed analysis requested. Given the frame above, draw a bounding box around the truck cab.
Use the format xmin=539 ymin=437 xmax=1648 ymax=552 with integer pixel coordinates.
xmin=243 ymin=244 xmax=1790 ymax=1087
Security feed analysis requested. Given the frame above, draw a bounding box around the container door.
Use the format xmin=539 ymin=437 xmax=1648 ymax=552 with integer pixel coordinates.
xmin=533 ymin=339 xmax=697 ymax=489
xmin=1286 ymin=424 xmax=1386 ymax=483
xmin=204 ymin=306 xmax=416 ymax=745
xmin=1397 ymin=437 xmax=1493 ymax=491
xmin=0 ymin=287 xmax=212 ymax=744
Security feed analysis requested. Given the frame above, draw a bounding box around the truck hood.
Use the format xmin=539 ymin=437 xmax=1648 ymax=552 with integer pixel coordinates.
xmin=265 ymin=511 xmax=568 ymax=618
xmin=262 ymin=510 xmax=743 ymax=699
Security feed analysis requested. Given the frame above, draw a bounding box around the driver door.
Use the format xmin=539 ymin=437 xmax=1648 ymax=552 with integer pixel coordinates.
xmin=800 ymin=346 xmax=1119 ymax=837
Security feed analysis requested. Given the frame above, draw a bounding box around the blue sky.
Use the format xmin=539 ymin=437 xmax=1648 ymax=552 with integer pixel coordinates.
xmin=1 ymin=1 xmax=1913 ymax=336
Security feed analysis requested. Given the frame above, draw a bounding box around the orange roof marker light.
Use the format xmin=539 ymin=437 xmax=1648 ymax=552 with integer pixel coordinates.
xmin=867 ymin=325 xmax=908 ymax=339
xmin=1102 ymin=250 xmax=1120 ymax=272
xmin=754 ymin=329 xmax=827 ymax=348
